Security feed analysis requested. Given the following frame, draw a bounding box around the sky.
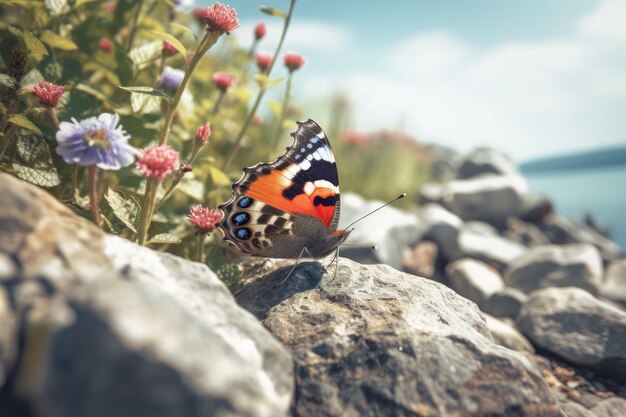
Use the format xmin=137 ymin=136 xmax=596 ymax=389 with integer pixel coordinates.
xmin=203 ymin=0 xmax=626 ymax=161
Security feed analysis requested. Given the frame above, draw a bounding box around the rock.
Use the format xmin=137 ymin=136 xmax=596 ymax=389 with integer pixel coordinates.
xmin=517 ymin=287 xmax=626 ymax=382
xmin=505 ymin=217 xmax=551 ymax=247
xmin=427 ymin=144 xmax=462 ymax=181
xmin=0 ymin=287 xmax=17 ymax=387
xmin=482 ymin=288 xmax=528 ymax=319
xmin=441 ymin=174 xmax=529 ymax=227
xmin=561 ymin=401 xmax=595 ymax=417
xmin=520 ymin=193 xmax=553 ymax=223
xmin=464 ymin=221 xmax=499 ymax=236
xmin=402 ymin=240 xmax=439 ymax=280
xmin=237 ymin=258 xmax=563 ymax=417
xmin=538 ymin=214 xmax=623 ymax=263
xmin=445 ymin=258 xmax=504 ymax=306
xmin=601 ymin=258 xmax=626 ymax=303
xmin=0 ymin=254 xmax=16 ymax=282
xmin=592 ymin=397 xmax=626 ymax=417
xmin=0 ymin=173 xmax=292 ymax=417
xmin=504 ymin=244 xmax=603 ymax=294
xmin=419 ymin=183 xmax=445 ymax=205
xmin=457 ymin=227 xmax=527 ymax=270
xmin=421 ymin=204 xmax=464 ymax=261
xmin=338 ymin=193 xmax=423 ymax=270
xmin=485 ymin=315 xmax=534 ymax=353
xmin=456 ymin=148 xmax=520 ymax=179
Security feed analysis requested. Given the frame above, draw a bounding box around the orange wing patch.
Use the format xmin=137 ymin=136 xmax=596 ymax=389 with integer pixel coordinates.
xmin=246 ymin=168 xmax=337 ymax=228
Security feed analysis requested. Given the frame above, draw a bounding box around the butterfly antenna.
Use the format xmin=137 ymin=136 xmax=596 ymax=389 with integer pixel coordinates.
xmin=344 ymin=193 xmax=407 ymax=231
xmin=340 ymin=243 xmax=378 ymax=251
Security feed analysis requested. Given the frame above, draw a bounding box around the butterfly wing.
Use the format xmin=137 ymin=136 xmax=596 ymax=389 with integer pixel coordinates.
xmin=218 ymin=119 xmax=342 ymax=258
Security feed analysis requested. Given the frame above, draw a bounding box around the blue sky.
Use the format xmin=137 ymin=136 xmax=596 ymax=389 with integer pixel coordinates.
xmin=202 ymin=0 xmax=626 ymax=161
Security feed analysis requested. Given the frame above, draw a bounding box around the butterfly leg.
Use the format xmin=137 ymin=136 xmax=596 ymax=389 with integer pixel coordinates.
xmin=327 ymin=247 xmax=340 ymax=284
xmin=276 ymin=246 xmax=312 ymax=286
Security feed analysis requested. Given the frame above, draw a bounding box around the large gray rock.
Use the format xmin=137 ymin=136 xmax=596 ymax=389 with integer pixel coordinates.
xmin=484 ymin=315 xmax=534 ymax=353
xmin=592 ymin=397 xmax=626 ymax=417
xmin=441 ymin=174 xmax=529 ymax=227
xmin=517 ymin=287 xmax=626 ymax=382
xmin=236 ymin=258 xmax=563 ymax=417
xmin=482 ymin=287 xmax=528 ymax=319
xmin=445 ymin=258 xmax=504 ymax=306
xmin=339 ymin=193 xmax=423 ymax=270
xmin=457 ymin=148 xmax=520 ymax=179
xmin=0 ymin=173 xmax=292 ymax=417
xmin=457 ymin=227 xmax=527 ymax=270
xmin=421 ymin=204 xmax=464 ymax=261
xmin=504 ymin=244 xmax=603 ymax=294
xmin=601 ymin=258 xmax=626 ymax=303
xmin=538 ymin=214 xmax=623 ymax=263
xmin=0 ymin=286 xmax=17 ymax=387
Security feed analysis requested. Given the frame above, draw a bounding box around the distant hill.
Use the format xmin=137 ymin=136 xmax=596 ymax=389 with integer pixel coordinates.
xmin=520 ymin=145 xmax=626 ymax=174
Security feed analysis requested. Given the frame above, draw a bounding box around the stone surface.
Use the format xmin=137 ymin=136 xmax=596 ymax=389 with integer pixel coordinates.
xmin=482 ymin=287 xmax=528 ymax=319
xmin=517 ymin=287 xmax=626 ymax=382
xmin=505 ymin=217 xmax=551 ymax=247
xmin=0 ymin=287 xmax=17 ymax=387
xmin=601 ymin=258 xmax=626 ymax=303
xmin=338 ymin=192 xmax=423 ymax=270
xmin=456 ymin=148 xmax=520 ymax=179
xmin=445 ymin=258 xmax=504 ymax=306
xmin=505 ymin=244 xmax=603 ymax=294
xmin=520 ymin=193 xmax=553 ymax=223
xmin=538 ymin=214 xmax=623 ymax=263
xmin=484 ymin=315 xmax=534 ymax=353
xmin=441 ymin=174 xmax=529 ymax=227
xmin=0 ymin=173 xmax=292 ymax=417
xmin=402 ymin=240 xmax=439 ymax=280
xmin=561 ymin=402 xmax=595 ymax=417
xmin=237 ymin=258 xmax=563 ymax=417
xmin=592 ymin=397 xmax=626 ymax=417
xmin=457 ymin=227 xmax=527 ymax=270
xmin=0 ymin=254 xmax=16 ymax=282
xmin=421 ymin=204 xmax=464 ymax=262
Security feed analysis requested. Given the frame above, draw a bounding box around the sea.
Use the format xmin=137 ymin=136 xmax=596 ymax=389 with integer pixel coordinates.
xmin=524 ymin=165 xmax=626 ymax=249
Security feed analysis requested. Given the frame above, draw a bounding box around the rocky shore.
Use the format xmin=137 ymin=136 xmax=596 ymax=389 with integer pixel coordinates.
xmin=1 ymin=147 xmax=625 ymax=417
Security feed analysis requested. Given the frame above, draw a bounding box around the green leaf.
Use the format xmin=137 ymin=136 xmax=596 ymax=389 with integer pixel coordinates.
xmin=16 ymin=134 xmax=49 ymax=163
xmin=7 ymin=115 xmax=43 ymax=136
xmin=208 ymin=166 xmax=231 ymax=185
xmin=216 ymin=263 xmax=241 ymax=290
xmin=129 ymin=40 xmax=162 ymax=65
xmin=259 ymin=5 xmax=285 ymax=17
xmin=104 ymin=188 xmax=140 ymax=233
xmin=119 ymin=85 xmax=170 ymax=98
xmin=22 ymin=30 xmax=48 ymax=62
xmin=171 ymin=22 xmax=198 ymax=41
xmin=13 ymin=164 xmax=60 ymax=187
xmin=130 ymin=92 xmax=161 ymax=114
xmin=176 ymin=177 xmax=204 ymax=200
xmin=74 ymin=83 xmax=109 ymax=103
xmin=148 ymin=233 xmax=182 ymax=244
xmin=148 ymin=30 xmax=187 ymax=57
xmin=40 ymin=30 xmax=78 ymax=50
xmin=45 ymin=0 xmax=67 ymax=16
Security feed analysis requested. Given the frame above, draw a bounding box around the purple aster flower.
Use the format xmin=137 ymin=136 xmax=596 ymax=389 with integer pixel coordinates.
xmin=55 ymin=113 xmax=136 ymax=170
xmin=160 ymin=66 xmax=185 ymax=90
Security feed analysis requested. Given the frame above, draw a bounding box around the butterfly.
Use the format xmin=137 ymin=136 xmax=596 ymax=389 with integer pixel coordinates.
xmin=218 ymin=119 xmax=352 ymax=260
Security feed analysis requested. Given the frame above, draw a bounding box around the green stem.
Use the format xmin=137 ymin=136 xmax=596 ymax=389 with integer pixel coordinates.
xmin=220 ymin=0 xmax=297 ymax=172
xmin=270 ymin=71 xmax=293 ymax=153
xmin=126 ymin=0 xmax=145 ymax=52
xmin=211 ymin=90 xmax=226 ymax=116
xmin=137 ymin=178 xmax=160 ymax=245
xmin=158 ymin=32 xmax=218 ymax=145
xmin=87 ymin=165 xmax=101 ymax=226
xmin=155 ymin=169 xmax=184 ymax=209
xmin=196 ymin=233 xmax=206 ymax=262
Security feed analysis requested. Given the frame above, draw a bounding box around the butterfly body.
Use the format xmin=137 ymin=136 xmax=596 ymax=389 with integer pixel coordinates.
xmin=219 ymin=119 xmax=350 ymax=259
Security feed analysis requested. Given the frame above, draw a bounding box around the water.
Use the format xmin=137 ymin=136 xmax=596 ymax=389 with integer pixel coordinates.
xmin=524 ymin=165 xmax=626 ymax=249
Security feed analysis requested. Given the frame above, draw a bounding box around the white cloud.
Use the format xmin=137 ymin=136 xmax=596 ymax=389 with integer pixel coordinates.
xmin=578 ymin=0 xmax=626 ymax=42
xmin=300 ymin=0 xmax=626 ymax=160
xmin=237 ymin=20 xmax=353 ymax=53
